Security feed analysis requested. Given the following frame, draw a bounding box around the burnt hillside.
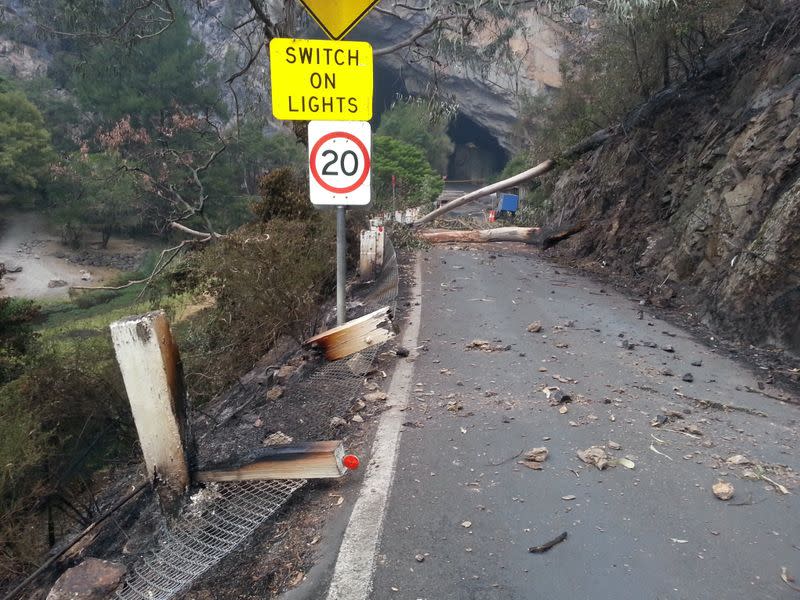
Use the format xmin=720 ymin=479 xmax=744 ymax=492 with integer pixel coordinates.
xmin=547 ymin=3 xmax=800 ymax=355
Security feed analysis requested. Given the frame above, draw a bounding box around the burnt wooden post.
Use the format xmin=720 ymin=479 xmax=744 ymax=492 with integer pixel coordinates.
xmin=359 ymin=229 xmax=384 ymax=282
xmin=110 ymin=311 xmax=190 ymax=509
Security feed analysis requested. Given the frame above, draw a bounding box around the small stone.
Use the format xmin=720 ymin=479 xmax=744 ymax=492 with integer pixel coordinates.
xmin=682 ymin=373 xmax=694 ymax=383
xmin=661 ymin=368 xmax=674 ymax=376
xmin=364 ymin=391 xmax=388 ymax=402
xmin=662 ymin=345 xmax=675 ymax=353
xmin=395 ymin=347 xmax=410 ymax=357
xmin=46 ymin=558 xmax=126 ymax=600
xmin=415 ymin=554 xmax=425 ymax=563
xmin=330 ymin=417 xmax=347 ymax=427
xmin=266 ymin=386 xmax=284 ymax=401
xmin=712 ymin=481 xmax=734 ymax=501
xmin=48 ymin=279 xmax=68 ymax=288
xmin=527 ymin=321 xmax=543 ymax=333
xmin=726 ymin=454 xmax=752 ymax=466
xmin=351 ymin=414 xmax=364 ymax=423
xmin=558 ymin=406 xmax=568 ymax=414
xmin=608 ymin=441 xmax=622 ymax=450
xmin=691 ymin=360 xmax=702 ymax=367
xmin=354 ymin=399 xmax=366 ymax=411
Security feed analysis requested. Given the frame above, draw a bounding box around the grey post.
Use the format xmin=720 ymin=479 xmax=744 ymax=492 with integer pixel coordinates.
xmin=336 ymin=205 xmax=346 ymax=326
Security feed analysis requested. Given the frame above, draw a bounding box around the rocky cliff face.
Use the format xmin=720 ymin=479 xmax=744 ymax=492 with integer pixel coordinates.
xmin=356 ymin=6 xmax=564 ymax=153
xmin=546 ymin=4 xmax=800 ymax=355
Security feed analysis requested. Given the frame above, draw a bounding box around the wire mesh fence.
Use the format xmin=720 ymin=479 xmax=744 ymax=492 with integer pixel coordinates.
xmin=113 ymin=239 xmax=399 ymax=600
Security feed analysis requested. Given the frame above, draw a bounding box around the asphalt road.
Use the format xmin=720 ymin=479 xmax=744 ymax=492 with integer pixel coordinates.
xmin=369 ymin=245 xmax=800 ymax=600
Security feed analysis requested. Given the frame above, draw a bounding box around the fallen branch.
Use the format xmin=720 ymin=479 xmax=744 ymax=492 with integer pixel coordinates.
xmin=528 ymin=531 xmax=568 ymax=553
xmin=169 ymin=221 xmax=226 ymax=239
xmin=417 ymin=223 xmax=585 ymax=250
xmin=414 ymin=126 xmax=614 ymax=227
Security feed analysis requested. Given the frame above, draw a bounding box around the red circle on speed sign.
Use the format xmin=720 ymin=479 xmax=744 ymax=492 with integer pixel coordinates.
xmin=309 ymin=131 xmax=371 ymax=195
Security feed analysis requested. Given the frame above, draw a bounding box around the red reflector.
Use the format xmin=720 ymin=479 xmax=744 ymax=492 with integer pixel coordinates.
xmin=343 ymin=454 xmax=360 ymax=470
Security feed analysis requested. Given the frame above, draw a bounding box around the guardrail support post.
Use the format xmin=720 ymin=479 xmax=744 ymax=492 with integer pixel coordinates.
xmin=110 ymin=310 xmax=190 ymax=510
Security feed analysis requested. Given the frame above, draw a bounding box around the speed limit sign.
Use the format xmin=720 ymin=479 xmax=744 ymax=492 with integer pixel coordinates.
xmin=308 ymin=120 xmax=371 ymax=206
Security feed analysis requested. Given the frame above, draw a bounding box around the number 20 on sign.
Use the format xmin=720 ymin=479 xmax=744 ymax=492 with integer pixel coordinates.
xmin=308 ymin=121 xmax=371 ymax=206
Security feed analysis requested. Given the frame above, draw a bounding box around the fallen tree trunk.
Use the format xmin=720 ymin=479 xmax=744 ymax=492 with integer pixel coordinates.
xmin=414 ymin=126 xmax=614 ymax=227
xmin=418 ymin=223 xmax=585 ymax=249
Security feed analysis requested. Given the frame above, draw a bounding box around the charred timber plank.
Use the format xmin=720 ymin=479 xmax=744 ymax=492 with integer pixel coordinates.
xmin=194 ymin=441 xmax=346 ymax=481
xmin=304 ymin=306 xmax=395 ymax=361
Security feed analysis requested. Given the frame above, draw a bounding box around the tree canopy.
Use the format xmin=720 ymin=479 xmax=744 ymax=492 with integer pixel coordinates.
xmin=0 ymin=86 xmax=54 ymax=191
xmin=377 ymin=100 xmax=454 ymax=175
xmin=372 ymin=135 xmax=443 ymax=211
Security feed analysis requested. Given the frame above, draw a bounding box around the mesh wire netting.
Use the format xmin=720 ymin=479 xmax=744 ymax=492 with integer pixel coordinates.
xmin=114 ymin=240 xmax=399 ymax=600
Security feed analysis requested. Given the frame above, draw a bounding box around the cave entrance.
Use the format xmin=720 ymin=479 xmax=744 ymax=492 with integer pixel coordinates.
xmin=447 ymin=112 xmax=508 ymax=183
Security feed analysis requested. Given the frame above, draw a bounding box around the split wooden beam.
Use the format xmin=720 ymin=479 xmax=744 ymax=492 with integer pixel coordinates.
xmin=194 ymin=441 xmax=347 ymax=482
xmin=305 ymin=306 xmax=395 ymax=361
xmin=109 ymin=311 xmax=190 ymax=510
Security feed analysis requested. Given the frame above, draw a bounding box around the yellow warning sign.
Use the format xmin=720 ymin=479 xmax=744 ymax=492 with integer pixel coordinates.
xmin=298 ymin=0 xmax=381 ymax=40
xmin=270 ymin=38 xmax=373 ymax=121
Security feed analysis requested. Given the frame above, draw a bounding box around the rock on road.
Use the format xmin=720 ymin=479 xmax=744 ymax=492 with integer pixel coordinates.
xmin=368 ymin=245 xmax=799 ymax=600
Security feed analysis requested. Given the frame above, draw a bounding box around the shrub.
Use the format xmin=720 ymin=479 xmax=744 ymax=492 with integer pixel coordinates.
xmin=252 ymin=168 xmax=316 ymax=223
xmin=372 ymin=136 xmax=444 ymax=212
xmin=181 ymin=218 xmax=336 ymax=404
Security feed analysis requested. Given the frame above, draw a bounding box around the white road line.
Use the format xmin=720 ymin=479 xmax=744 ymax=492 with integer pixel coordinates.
xmin=326 ymin=255 xmax=423 ymax=600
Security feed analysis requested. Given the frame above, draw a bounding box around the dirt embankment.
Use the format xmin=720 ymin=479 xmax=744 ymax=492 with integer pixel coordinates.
xmin=546 ymin=4 xmax=800 ymax=356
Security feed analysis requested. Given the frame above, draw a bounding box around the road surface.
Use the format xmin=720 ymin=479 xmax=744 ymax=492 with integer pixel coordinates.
xmin=329 ymin=245 xmax=800 ymax=600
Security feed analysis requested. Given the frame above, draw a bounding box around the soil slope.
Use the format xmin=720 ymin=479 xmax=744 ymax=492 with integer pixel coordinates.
xmin=547 ymin=3 xmax=800 ymax=355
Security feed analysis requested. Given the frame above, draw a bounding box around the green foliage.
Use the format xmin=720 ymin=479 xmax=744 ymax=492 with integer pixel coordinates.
xmin=377 ymin=99 xmax=455 ymax=174
xmin=0 ymin=87 xmax=55 ymax=191
xmin=520 ymin=0 xmax=743 ymax=162
xmin=372 ymin=136 xmax=444 ymax=211
xmin=50 ymin=151 xmax=142 ymax=248
xmin=68 ymin=10 xmax=220 ymax=126
xmin=0 ymin=298 xmax=40 ymax=386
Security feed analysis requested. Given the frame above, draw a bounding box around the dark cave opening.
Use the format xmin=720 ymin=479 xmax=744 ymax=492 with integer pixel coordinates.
xmin=446 ymin=113 xmax=509 ymax=182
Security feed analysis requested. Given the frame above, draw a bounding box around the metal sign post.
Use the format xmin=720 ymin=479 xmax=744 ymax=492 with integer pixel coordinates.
xmin=336 ymin=206 xmax=347 ymax=325
xmin=307 ymin=121 xmax=372 ymax=325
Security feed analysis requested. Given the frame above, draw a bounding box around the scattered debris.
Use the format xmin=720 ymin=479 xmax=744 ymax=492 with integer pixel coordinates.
xmin=351 ymin=414 xmax=364 ymax=423
xmin=266 ymin=386 xmax=284 ymax=401
xmin=726 ymin=455 xmax=752 ymax=466
xmin=395 ymin=347 xmax=410 ymax=357
xmin=555 ymin=342 xmax=570 ymax=349
xmin=330 ymin=417 xmax=347 ymax=427
xmin=558 ymin=406 xmax=569 ymax=414
xmin=414 ymin=554 xmax=425 ymax=563
xmin=670 ymin=538 xmax=689 ymax=544
xmin=364 ymin=391 xmax=388 ymax=402
xmin=461 ymin=521 xmax=472 ymax=528
xmin=48 ymin=279 xmax=68 ymax=288
xmin=528 ymin=531 xmax=568 ymax=553
xmin=781 ymin=567 xmax=800 ymax=592
xmin=465 ymin=339 xmax=509 ymax=352
xmin=608 ymin=441 xmax=622 ymax=450
xmin=446 ymin=401 xmax=463 ymax=413
xmin=552 ymin=374 xmax=576 ymax=384
xmin=712 ymin=481 xmax=735 ymax=501
xmin=612 ymin=458 xmax=636 ymax=469
xmin=527 ymin=321 xmax=543 ymax=333
xmin=577 ymin=446 xmax=609 ymax=470
xmin=518 ymin=447 xmax=548 ymax=470
xmin=544 ymin=386 xmax=572 ymax=405
xmin=561 ymin=495 xmax=576 ymax=501
xmin=649 ymin=444 xmax=673 ymax=461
